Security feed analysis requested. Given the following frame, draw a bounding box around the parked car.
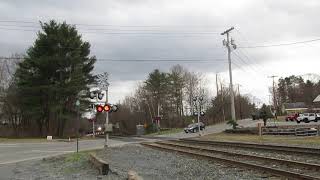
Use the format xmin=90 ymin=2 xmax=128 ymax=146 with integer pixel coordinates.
xmin=296 ymin=113 xmax=318 ymax=123
xmin=285 ymin=113 xmax=299 ymax=121
xmin=184 ymin=122 xmax=205 ymax=133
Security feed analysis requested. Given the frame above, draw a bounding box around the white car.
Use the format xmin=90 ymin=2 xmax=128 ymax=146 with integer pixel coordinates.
xmin=296 ymin=113 xmax=318 ymax=123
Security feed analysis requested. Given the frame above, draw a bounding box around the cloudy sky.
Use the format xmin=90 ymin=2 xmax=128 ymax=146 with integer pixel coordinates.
xmin=1 ymin=0 xmax=320 ymax=104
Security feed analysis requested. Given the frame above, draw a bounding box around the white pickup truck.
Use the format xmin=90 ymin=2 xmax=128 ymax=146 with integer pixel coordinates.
xmin=296 ymin=113 xmax=319 ymax=123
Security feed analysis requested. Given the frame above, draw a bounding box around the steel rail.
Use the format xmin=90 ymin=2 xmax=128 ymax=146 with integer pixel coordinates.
xmin=157 ymin=141 xmax=320 ymax=170
xmin=179 ymin=139 xmax=320 ymax=155
xmin=142 ymin=142 xmax=320 ymax=180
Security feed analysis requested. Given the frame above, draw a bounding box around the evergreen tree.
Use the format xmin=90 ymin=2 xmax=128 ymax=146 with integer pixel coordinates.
xmin=15 ymin=20 xmax=96 ymax=137
xmin=259 ymin=104 xmax=273 ymax=126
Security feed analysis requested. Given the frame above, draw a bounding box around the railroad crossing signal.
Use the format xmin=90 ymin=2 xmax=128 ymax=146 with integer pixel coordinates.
xmin=89 ymin=89 xmax=107 ymax=103
xmin=96 ymin=104 xmax=118 ymax=113
xmin=96 ymin=105 xmax=104 ymax=112
xmin=103 ymin=104 xmax=111 ymax=112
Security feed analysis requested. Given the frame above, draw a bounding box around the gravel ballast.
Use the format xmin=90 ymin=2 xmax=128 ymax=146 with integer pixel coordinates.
xmin=96 ymin=144 xmax=271 ymax=180
xmin=10 ymin=144 xmax=275 ymax=180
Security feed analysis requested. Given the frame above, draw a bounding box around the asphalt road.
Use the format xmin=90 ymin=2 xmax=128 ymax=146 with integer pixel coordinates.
xmin=0 ymin=119 xmax=260 ymax=165
xmin=0 ymin=136 xmax=155 ymax=179
xmin=0 ymin=137 xmax=154 ymax=165
xmin=0 ymin=118 xmax=276 ymax=179
xmin=154 ymin=118 xmax=261 ymax=139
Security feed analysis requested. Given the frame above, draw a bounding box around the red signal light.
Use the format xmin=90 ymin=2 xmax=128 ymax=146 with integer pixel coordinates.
xmin=96 ymin=105 xmax=104 ymax=112
xmin=104 ymin=104 xmax=111 ymax=112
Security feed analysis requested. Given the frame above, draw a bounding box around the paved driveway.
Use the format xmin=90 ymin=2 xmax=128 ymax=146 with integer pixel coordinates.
xmin=153 ymin=118 xmax=262 ymax=139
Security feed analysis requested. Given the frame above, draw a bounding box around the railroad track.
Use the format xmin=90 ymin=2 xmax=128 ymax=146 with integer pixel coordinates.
xmin=179 ymin=139 xmax=320 ymax=155
xmin=142 ymin=140 xmax=320 ymax=180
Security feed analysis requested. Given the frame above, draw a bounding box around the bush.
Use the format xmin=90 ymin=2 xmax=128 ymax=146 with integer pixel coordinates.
xmin=145 ymin=123 xmax=158 ymax=134
xmin=225 ymin=127 xmax=258 ymax=134
xmin=227 ymin=119 xmax=238 ymax=129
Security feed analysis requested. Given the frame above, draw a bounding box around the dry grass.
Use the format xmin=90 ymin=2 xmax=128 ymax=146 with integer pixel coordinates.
xmin=147 ymin=128 xmax=183 ymax=136
xmin=200 ymin=133 xmax=320 ymax=146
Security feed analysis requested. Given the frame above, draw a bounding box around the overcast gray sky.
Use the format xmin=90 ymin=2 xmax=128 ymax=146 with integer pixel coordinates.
xmin=1 ymin=0 xmax=320 ymax=104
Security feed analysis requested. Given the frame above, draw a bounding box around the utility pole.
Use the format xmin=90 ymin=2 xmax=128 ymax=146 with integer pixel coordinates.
xmin=268 ymin=75 xmax=278 ymax=119
xmin=221 ymin=27 xmax=236 ymax=121
xmin=105 ymin=86 xmax=109 ymax=147
xmin=216 ymin=73 xmax=220 ymax=122
xmin=220 ymin=82 xmax=226 ymax=122
xmin=216 ymin=73 xmax=219 ymax=97
xmin=237 ymin=84 xmax=242 ymax=120
xmin=157 ymin=103 xmax=160 ymax=131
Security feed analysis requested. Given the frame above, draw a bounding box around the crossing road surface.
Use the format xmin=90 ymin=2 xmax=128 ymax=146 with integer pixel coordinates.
xmin=0 ymin=119 xmax=261 ymax=165
xmin=0 ymin=136 xmax=155 ymax=179
xmin=0 ymin=118 xmax=261 ymax=178
xmin=0 ymin=137 xmax=153 ymax=165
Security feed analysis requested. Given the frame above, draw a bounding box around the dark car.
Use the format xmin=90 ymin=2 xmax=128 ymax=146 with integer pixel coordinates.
xmin=184 ymin=122 xmax=205 ymax=133
xmin=251 ymin=112 xmax=260 ymax=120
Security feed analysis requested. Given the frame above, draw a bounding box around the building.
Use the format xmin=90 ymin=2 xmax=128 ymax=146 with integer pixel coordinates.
xmin=312 ymin=95 xmax=320 ymax=111
xmin=282 ymin=102 xmax=308 ymax=114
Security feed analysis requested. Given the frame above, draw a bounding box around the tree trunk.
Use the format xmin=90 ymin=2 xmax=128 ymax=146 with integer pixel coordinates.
xmin=37 ymin=119 xmax=43 ymax=137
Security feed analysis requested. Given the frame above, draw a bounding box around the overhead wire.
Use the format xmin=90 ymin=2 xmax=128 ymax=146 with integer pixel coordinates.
xmin=234 ymin=29 xmax=269 ymax=72
xmin=0 ymin=57 xmax=228 ymax=63
xmin=232 ymin=51 xmax=263 ymax=75
xmin=238 ymin=38 xmax=320 ymax=48
xmin=0 ymin=20 xmax=226 ymax=29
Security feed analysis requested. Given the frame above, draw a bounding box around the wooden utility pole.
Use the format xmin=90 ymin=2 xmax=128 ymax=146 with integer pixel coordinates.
xmin=268 ymin=75 xmax=278 ymax=119
xmin=216 ymin=73 xmax=219 ymax=97
xmin=220 ymin=82 xmax=226 ymax=122
xmin=237 ymin=84 xmax=243 ymax=120
xmin=221 ymin=27 xmax=236 ymax=121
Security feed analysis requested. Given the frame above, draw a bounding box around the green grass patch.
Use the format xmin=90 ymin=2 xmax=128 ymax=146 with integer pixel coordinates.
xmin=64 ymin=152 xmax=88 ymax=163
xmin=62 ymin=152 xmax=90 ymax=174
xmin=148 ymin=128 xmax=183 ymax=136
xmin=200 ymin=132 xmax=320 ymax=146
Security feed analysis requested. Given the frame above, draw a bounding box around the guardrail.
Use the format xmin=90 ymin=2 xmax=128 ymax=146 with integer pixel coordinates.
xmin=89 ymin=153 xmax=109 ymax=175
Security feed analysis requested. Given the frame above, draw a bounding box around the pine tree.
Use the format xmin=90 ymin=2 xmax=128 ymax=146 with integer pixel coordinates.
xmin=15 ymin=20 xmax=96 ymax=137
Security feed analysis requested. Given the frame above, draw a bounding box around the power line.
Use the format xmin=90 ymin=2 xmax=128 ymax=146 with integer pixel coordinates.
xmin=0 ymin=20 xmax=225 ymax=28
xmin=0 ymin=24 xmax=221 ymax=33
xmin=0 ymin=27 xmax=221 ymax=37
xmin=239 ymin=38 xmax=320 ymax=48
xmin=231 ymin=60 xmax=263 ymax=82
xmin=236 ymin=48 xmax=267 ymax=73
xmin=234 ymin=29 xmax=269 ymax=72
xmin=232 ymin=51 xmax=263 ymax=74
xmin=0 ymin=57 xmax=228 ymax=63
